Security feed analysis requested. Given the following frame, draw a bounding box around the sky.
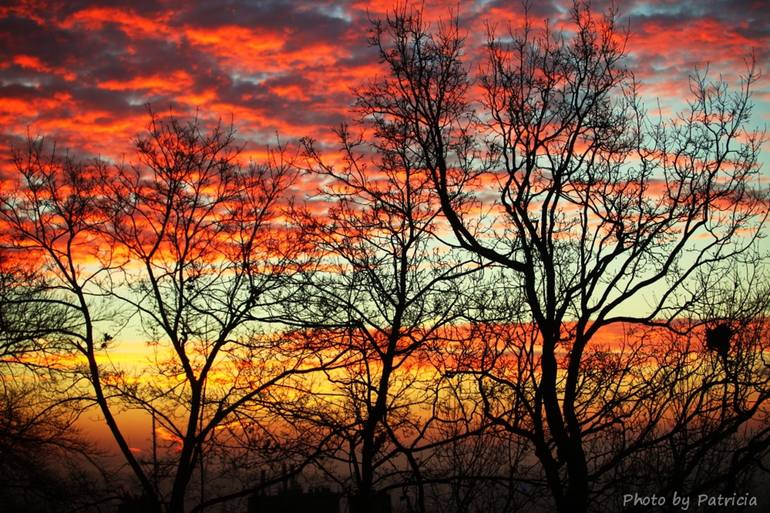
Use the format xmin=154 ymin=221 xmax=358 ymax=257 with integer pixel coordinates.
xmin=1 ymin=0 xmax=769 ymax=164
xmin=2 ymin=0 xmax=769 ymax=456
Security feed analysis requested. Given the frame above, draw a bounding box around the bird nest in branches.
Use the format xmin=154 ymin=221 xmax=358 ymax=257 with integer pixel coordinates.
xmin=705 ymin=322 xmax=733 ymax=357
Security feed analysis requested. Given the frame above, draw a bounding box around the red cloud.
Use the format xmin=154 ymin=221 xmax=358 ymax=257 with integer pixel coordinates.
xmin=0 ymin=1 xmax=766 ymax=174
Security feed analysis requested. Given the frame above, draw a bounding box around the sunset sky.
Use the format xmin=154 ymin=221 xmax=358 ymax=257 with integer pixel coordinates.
xmin=2 ymin=0 xmax=769 ymax=470
xmin=1 ymin=0 xmax=769 ymax=165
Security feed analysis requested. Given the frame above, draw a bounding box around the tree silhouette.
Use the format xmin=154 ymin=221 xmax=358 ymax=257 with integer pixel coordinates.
xmin=292 ymin=125 xmax=485 ymax=513
xmin=0 ymin=111 xmax=340 ymax=513
xmin=0 ymin=256 xmax=114 ymax=513
xmin=356 ymin=2 xmax=770 ymax=512
xmin=1 ymin=3 xmax=769 ymax=513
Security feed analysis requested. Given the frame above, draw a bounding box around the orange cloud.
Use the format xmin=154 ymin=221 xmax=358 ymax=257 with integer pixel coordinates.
xmin=0 ymin=1 xmax=767 ymax=192
xmin=60 ymin=6 xmax=175 ymax=40
xmin=98 ymin=70 xmax=195 ymax=93
xmin=7 ymin=54 xmax=76 ymax=81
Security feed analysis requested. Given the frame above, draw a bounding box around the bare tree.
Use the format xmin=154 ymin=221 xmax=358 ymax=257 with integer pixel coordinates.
xmin=357 ymin=3 xmax=770 ymax=512
xmin=2 ymin=4 xmax=768 ymax=513
xmin=0 ymin=255 xmax=114 ymax=513
xmin=0 ymin=111 xmax=337 ymax=513
xmin=292 ymin=124 xmax=485 ymax=513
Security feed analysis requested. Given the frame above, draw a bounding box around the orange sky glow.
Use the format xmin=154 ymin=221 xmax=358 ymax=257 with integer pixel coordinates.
xmin=1 ymin=1 xmax=768 ymax=160
xmin=2 ymin=0 xmax=769 ymax=456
